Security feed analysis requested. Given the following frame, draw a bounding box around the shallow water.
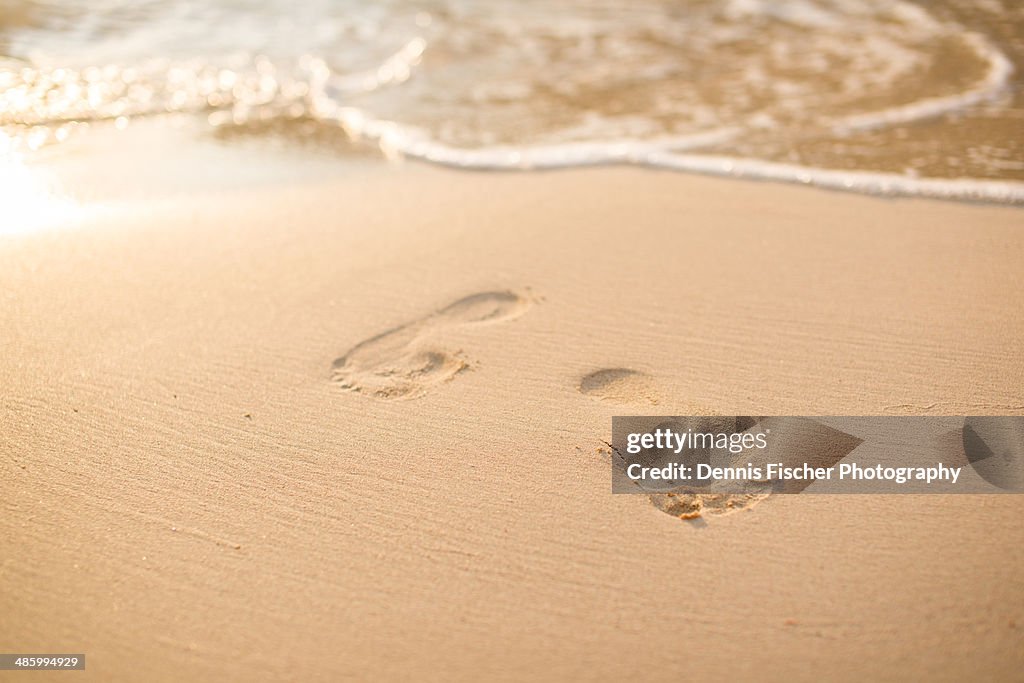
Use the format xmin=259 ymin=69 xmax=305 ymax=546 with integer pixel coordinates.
xmin=2 ymin=0 xmax=1023 ymax=202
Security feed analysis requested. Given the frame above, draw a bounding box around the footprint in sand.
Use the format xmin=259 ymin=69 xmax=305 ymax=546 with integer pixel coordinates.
xmin=646 ymin=489 xmax=770 ymax=521
xmin=332 ymin=290 xmax=532 ymax=400
xmin=580 ymin=367 xmax=768 ymax=520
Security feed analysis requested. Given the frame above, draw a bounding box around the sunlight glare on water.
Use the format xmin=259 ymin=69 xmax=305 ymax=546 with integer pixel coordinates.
xmin=1 ymin=0 xmax=1022 ymax=202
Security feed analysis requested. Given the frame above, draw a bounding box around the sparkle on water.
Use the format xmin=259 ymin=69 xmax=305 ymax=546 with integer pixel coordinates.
xmin=1 ymin=0 xmax=1023 ymax=208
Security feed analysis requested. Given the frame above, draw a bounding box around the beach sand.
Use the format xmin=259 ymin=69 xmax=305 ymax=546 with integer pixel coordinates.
xmin=2 ymin=129 xmax=1023 ymax=681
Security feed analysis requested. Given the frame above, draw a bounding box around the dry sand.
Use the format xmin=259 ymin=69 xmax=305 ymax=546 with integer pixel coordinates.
xmin=2 ymin=134 xmax=1024 ymax=680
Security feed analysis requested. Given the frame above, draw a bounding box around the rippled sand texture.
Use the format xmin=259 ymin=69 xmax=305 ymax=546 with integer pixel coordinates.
xmin=1 ymin=0 xmax=1023 ymax=200
xmin=3 ymin=156 xmax=1023 ymax=681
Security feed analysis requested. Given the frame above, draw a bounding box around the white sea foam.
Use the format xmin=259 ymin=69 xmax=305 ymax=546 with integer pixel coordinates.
xmin=832 ymin=32 xmax=1015 ymax=134
xmin=315 ymin=99 xmax=1024 ymax=203
xmin=1 ymin=0 xmax=1021 ymax=203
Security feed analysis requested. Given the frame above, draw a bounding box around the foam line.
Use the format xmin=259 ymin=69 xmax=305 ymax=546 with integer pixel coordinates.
xmin=320 ymin=101 xmax=1024 ymax=204
xmin=832 ymin=32 xmax=1015 ymax=134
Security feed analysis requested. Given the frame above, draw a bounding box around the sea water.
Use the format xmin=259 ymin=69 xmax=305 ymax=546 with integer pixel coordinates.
xmin=2 ymin=0 xmax=1023 ymax=202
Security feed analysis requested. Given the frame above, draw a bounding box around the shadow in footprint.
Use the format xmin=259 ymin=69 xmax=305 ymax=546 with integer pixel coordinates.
xmin=332 ymin=290 xmax=532 ymax=400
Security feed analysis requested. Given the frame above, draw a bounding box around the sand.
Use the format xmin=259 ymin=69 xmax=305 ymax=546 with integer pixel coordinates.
xmin=2 ymin=132 xmax=1024 ymax=681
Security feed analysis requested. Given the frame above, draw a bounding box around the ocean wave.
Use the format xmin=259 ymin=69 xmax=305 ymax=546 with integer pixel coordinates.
xmin=1 ymin=0 xmax=1022 ymax=203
